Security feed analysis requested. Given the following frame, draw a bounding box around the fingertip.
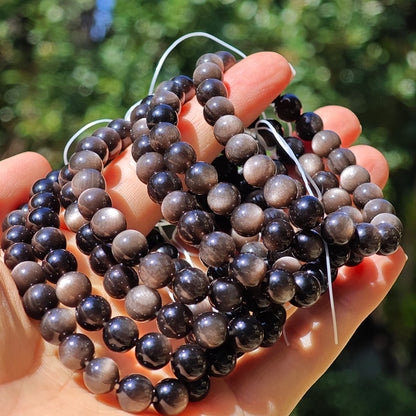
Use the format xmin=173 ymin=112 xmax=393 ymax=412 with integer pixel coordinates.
xmin=314 ymin=105 xmax=362 ymax=147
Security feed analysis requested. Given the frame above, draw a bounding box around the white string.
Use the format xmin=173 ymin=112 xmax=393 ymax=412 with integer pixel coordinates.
xmin=323 ymin=241 xmax=338 ymax=344
xmin=63 ymin=119 xmax=112 ymax=165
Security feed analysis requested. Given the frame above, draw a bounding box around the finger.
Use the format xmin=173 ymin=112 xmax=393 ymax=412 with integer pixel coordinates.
xmin=224 ymin=248 xmax=407 ymax=416
xmin=314 ymin=105 xmax=362 ymax=147
xmin=105 ymin=51 xmax=294 ymax=236
xmin=350 ymin=144 xmax=389 ymax=189
xmin=0 ymin=152 xmax=51 ymax=227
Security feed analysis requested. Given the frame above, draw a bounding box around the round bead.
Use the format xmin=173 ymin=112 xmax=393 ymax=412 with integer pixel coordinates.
xmin=327 ymin=148 xmax=356 ymax=175
xmin=272 ymin=256 xmax=302 ymax=273
xmin=31 ymin=177 xmax=60 ymax=196
xmin=77 ymin=188 xmax=112 ymax=220
xmin=103 ymin=264 xmax=138 ymax=299
xmin=263 ymin=207 xmax=289 ymax=224
xmin=76 ymin=295 xmax=112 ymax=331
xmin=177 ymin=210 xmax=214 ymax=245
xmin=89 ymin=243 xmax=117 ymax=276
xmin=290 ymin=270 xmax=321 ymax=307
xmin=42 ymin=248 xmax=77 ymax=283
xmin=185 ymin=162 xmax=218 ymax=195
xmin=147 ymin=171 xmax=182 ymax=204
xmin=2 ymin=209 xmax=27 ymax=231
xmin=231 ymin=203 xmax=264 ymax=237
xmin=312 ymin=170 xmax=339 ymax=193
xmin=135 ymin=332 xmax=172 ymax=369
xmin=111 ymin=117 xmax=132 ymax=148
xmin=350 ymin=222 xmax=381 ymax=256
xmin=240 ymin=241 xmax=268 ymax=258
xmin=31 ymin=227 xmax=66 ymax=259
xmin=27 ymin=207 xmax=60 ymax=232
xmin=295 ymin=112 xmax=323 ymax=141
xmin=71 ymin=168 xmax=106 ymax=198
xmin=149 ymin=122 xmax=181 ymax=152
xmin=76 ymin=223 xmax=102 ymax=254
xmin=363 ymin=198 xmax=396 ymax=222
xmin=171 ymin=75 xmax=195 ymax=102
xmin=111 ymin=229 xmax=148 ymax=265
xmin=59 ymin=333 xmax=94 ymax=370
xmin=196 ymin=78 xmax=228 ymax=105
xmin=289 ymin=195 xmax=324 ymax=229
xmin=154 ymin=80 xmax=185 ymax=103
xmin=340 ymin=165 xmax=371 ymax=193
xmin=353 ymin=182 xmax=384 ymax=209
xmin=274 ymin=93 xmax=302 ymax=122
xmin=322 ymin=212 xmax=355 ymax=245
xmin=225 ymin=133 xmax=258 ymax=165
xmin=376 ymin=222 xmax=401 ymax=255
xmin=203 ymin=96 xmax=234 ymax=126
xmin=83 ymin=357 xmax=119 ymax=394
xmin=257 ymin=307 xmax=286 ymax=347
xmin=171 ymin=344 xmax=207 ymax=382
xmin=209 ymin=277 xmax=243 ymax=312
xmin=205 ymin=343 xmax=236 ymax=376
xmin=1 ymin=225 xmax=32 ymax=251
xmin=29 ymin=191 xmax=60 ymax=213
xmin=40 ymin=307 xmax=76 ymax=344
xmin=230 ymin=253 xmax=267 ymax=287
xmin=22 ymin=283 xmax=58 ymax=319
xmin=131 ymin=134 xmax=152 ymax=162
xmin=262 ymin=219 xmax=294 ymax=252
xmin=125 ymin=285 xmax=162 ymax=321
xmin=264 ymin=175 xmax=298 ymax=208
xmin=11 ymin=261 xmax=46 ymax=295
xmin=213 ymin=114 xmax=245 ymax=145
xmin=103 ymin=316 xmax=139 ymax=352
xmin=157 ymin=302 xmax=193 ymax=338
xmin=139 ymin=252 xmax=175 ymax=289
xmin=196 ymin=53 xmax=225 ymax=71
xmin=193 ymin=312 xmax=228 ymax=349
xmin=146 ymin=104 xmax=178 ymax=128
xmin=130 ymin=103 xmax=150 ymax=123
xmin=150 ymin=91 xmax=181 ymax=114
xmin=243 ymin=154 xmax=277 ymax=187
xmin=58 ymin=164 xmax=73 ymax=186
xmin=4 ymin=242 xmax=36 ymax=269
xmin=322 ymin=188 xmax=352 ymax=213
xmin=228 ymin=314 xmax=264 ymax=353
xmin=199 ymin=231 xmax=236 ymax=267
xmin=117 ymin=374 xmax=154 ymax=413
xmin=173 ymin=267 xmax=210 ymax=305
xmin=93 ymin=126 xmax=122 ymax=159
xmin=69 ymin=150 xmax=103 ymax=173
xmin=154 ymin=378 xmax=189 ymax=416
xmin=90 ymin=207 xmax=127 ymax=240
xmin=75 ymin=135 xmax=109 ymax=164
xmin=337 ymin=205 xmax=364 ymax=223
xmin=297 ymin=153 xmax=324 ymax=177
xmin=64 ymin=202 xmax=88 ymax=232
xmin=161 ymin=191 xmax=197 ymax=224
xmin=193 ymin=62 xmax=223 ymax=87
xmin=292 ymin=230 xmax=324 ymax=262
xmin=311 ymin=130 xmax=341 ymax=157
xmin=215 ymin=50 xmax=236 ymax=70
xmin=164 ymin=142 xmax=196 ymax=173
xmin=136 ymin=152 xmax=165 ymax=184
xmin=55 ymin=271 xmax=92 ymax=307
xmin=267 ymin=269 xmax=296 ymax=304
xmin=371 ymin=212 xmax=403 ymax=237
xmin=207 ymin=182 xmax=241 ymax=216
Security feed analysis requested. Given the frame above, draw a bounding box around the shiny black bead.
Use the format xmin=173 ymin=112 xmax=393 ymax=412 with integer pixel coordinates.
xmin=59 ymin=182 xmax=76 ymax=208
xmin=130 ymin=102 xmax=150 ymax=123
xmin=292 ymin=230 xmax=324 ymax=262
xmin=173 ymin=267 xmax=210 ymax=304
xmin=295 ymin=112 xmax=323 ymax=141
xmin=89 ymin=243 xmax=117 ymax=276
xmin=151 ymin=242 xmax=179 ymax=259
xmin=116 ymin=374 xmax=154 ymax=413
xmin=135 ymin=332 xmax=172 ymax=370
xmin=42 ymin=248 xmax=77 ymax=283
xmin=289 ymin=195 xmax=324 ymax=229
xmin=196 ymin=78 xmax=228 ymax=106
xmin=274 ymin=93 xmax=302 ymax=122
xmin=31 ymin=177 xmax=60 ymax=196
xmin=31 ymin=227 xmax=66 ymax=259
xmin=108 ymin=118 xmax=132 ymax=149
xmin=267 ymin=269 xmax=296 ymax=304
xmin=103 ymin=264 xmax=139 ymax=299
xmin=290 ymin=270 xmax=321 ymax=307
xmin=4 ymin=242 xmax=36 ymax=269
xmin=157 ymin=302 xmax=193 ymax=339
xmin=299 ymin=262 xmax=329 ymax=294
xmin=205 ymin=343 xmax=237 ymax=377
xmin=323 ymin=243 xmax=351 ymax=267
xmin=171 ymin=344 xmax=207 ymax=382
xmin=185 ymin=375 xmax=210 ymax=402
xmin=376 ymin=222 xmax=401 ymax=255
xmin=2 ymin=209 xmax=27 ymax=230
xmin=228 ymin=314 xmax=264 ymax=353
xmin=146 ymin=104 xmax=178 ymax=128
xmin=46 ymin=170 xmax=60 ymax=183
xmin=29 ymin=192 xmax=60 ymax=213
xmin=27 ymin=207 xmax=60 ymax=232
xmin=212 ymin=154 xmax=238 ymax=182
xmin=76 ymin=295 xmax=112 ymax=331
xmin=206 ymin=264 xmax=229 ymax=279
xmin=58 ymin=164 xmax=74 ymax=186
xmin=147 ymin=171 xmax=182 ymax=204
xmin=171 ymin=74 xmax=196 ymax=102
xmin=256 ymin=308 xmax=286 ymax=347
xmin=153 ymin=378 xmax=189 ymax=416
xmin=76 ymin=223 xmax=102 ymax=254
xmin=209 ymin=277 xmax=243 ymax=312
xmin=131 ymin=135 xmax=153 ymax=162
xmin=103 ymin=316 xmax=139 ymax=352
xmin=146 ymin=228 xmax=165 ymax=249
xmin=350 ymin=222 xmax=381 ymax=257
xmin=22 ymin=283 xmax=58 ymax=319
xmin=177 ymin=210 xmax=215 ymax=245
xmin=1 ymin=225 xmax=32 ymax=250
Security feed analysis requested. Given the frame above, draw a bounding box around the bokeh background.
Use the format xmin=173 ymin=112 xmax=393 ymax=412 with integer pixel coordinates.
xmin=1 ymin=0 xmax=415 ymax=413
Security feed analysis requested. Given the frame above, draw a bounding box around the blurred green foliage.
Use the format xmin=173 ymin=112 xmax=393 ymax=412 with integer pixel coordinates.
xmin=1 ymin=0 xmax=415 ymax=414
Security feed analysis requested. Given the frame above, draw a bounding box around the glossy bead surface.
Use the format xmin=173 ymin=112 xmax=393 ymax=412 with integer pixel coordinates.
xmin=29 ymin=191 xmax=60 ymax=213
xmin=1 ymin=225 xmax=32 ymax=250
xmin=161 ymin=191 xmax=197 ymax=224
xmin=292 ymin=230 xmax=324 ymax=262
xmin=55 ymin=271 xmax=92 ymax=307
xmin=103 ymin=264 xmax=138 ymax=299
xmin=257 ymin=308 xmax=285 ymax=347
xmin=103 ymin=316 xmax=139 ymax=352
xmin=185 ymin=162 xmax=218 ymax=195
xmin=231 ymin=203 xmax=264 ymax=237
xmin=371 ymin=213 xmax=403 ymax=237
xmin=350 ymin=222 xmax=381 ymax=256
xmin=139 ymin=252 xmax=175 ymax=289
xmin=290 ymin=270 xmax=321 ymax=307
xmin=267 ymin=269 xmax=296 ymax=304
xmin=193 ymin=62 xmax=223 ymax=87
xmin=76 ymin=223 xmax=102 ymax=254
xmin=93 ymin=126 xmax=122 ymax=159
xmin=90 ymin=207 xmax=127 ymax=240
xmin=243 ymin=154 xmax=276 ymax=187
xmin=146 ymin=104 xmax=177 ymax=128
xmin=274 ymin=93 xmax=302 ymax=122
xmin=135 ymin=332 xmax=172 ymax=369
xmin=193 ymin=312 xmax=228 ymax=349
xmin=69 ymin=150 xmax=103 ymax=173
xmin=149 ymin=122 xmax=181 ymax=152
xmin=27 ymin=207 xmax=60 ymax=232
xmin=78 ymin=188 xmax=112 ymax=220
xmin=311 ymin=130 xmax=341 ymax=157
xmin=225 ymin=133 xmax=258 ymax=165
xmin=322 ymin=212 xmax=355 ymax=245
xmin=230 ymin=253 xmax=267 ymax=287
xmin=205 ymin=343 xmax=236 ymax=376
xmin=209 ymin=277 xmax=243 ymax=312
xmin=353 ymin=182 xmax=383 ymax=209
xmin=83 ymin=357 xmax=119 ymax=394
xmin=289 ymin=195 xmax=324 ymax=229
xmin=157 ymin=302 xmax=193 ymax=338
xmin=171 ymin=344 xmax=207 ymax=382
xmin=63 ymin=202 xmax=88 ymax=232
xmin=131 ymin=133 xmax=152 ymax=161
xmin=213 ymin=114 xmax=244 ymax=145
xmin=125 ymin=285 xmax=162 ymax=321
xmin=71 ymin=168 xmax=106 ymax=198
xmin=177 ymin=210 xmax=214 ymax=245
xmin=228 ymin=314 xmax=264 ymax=352
xmin=150 ymin=91 xmax=181 ymax=114
xmin=111 ymin=229 xmax=148 ymax=265
xmin=117 ymin=374 xmax=154 ymax=413
xmin=173 ymin=267 xmax=210 ymax=305
xmin=4 ymin=242 xmax=36 ymax=269
xmin=199 ymin=231 xmax=236 ymax=267
xmin=22 ymin=283 xmax=58 ymax=319
xmin=327 ymin=148 xmax=356 ymax=175
xmin=264 ymin=175 xmax=298 ymax=208
xmin=2 ymin=209 xmax=27 ymax=230
xmin=262 ymin=219 xmax=294 ymax=252
xmin=312 ymin=170 xmax=339 ymax=193
xmin=40 ymin=307 xmax=76 ymax=344
xmin=295 ymin=111 xmax=323 ymax=141
xmin=31 ymin=227 xmax=66 ymax=259
xmin=207 ymin=182 xmax=240 ymax=216
xmin=298 ymin=153 xmax=324 ymax=177
xmin=154 ymin=378 xmax=189 ymax=416
xmin=340 ymin=165 xmax=371 ymax=193
xmin=75 ymin=135 xmax=109 ymax=164
xmin=322 ymin=188 xmax=352 ymax=213
xmin=11 ymin=260 xmax=46 ymax=295
xmin=376 ymin=222 xmax=401 ymax=255
xmin=42 ymin=248 xmax=77 ymax=283
xmin=203 ymin=96 xmax=234 ymax=126
xmin=136 ymin=152 xmax=165 ymax=184
xmin=59 ymin=333 xmax=94 ymax=370
xmin=76 ymin=295 xmax=112 ymax=331
xmin=147 ymin=171 xmax=182 ymax=204
xmin=363 ymin=198 xmax=396 ymax=222
xmin=185 ymin=375 xmax=210 ymax=402
xmin=164 ymin=142 xmax=196 ymax=173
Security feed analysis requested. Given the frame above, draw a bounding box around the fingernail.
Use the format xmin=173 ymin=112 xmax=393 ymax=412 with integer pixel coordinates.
xmin=289 ymin=62 xmax=296 ymax=80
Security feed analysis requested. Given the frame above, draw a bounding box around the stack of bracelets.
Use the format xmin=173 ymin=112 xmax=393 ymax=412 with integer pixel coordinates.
xmin=0 ymin=34 xmax=403 ymax=415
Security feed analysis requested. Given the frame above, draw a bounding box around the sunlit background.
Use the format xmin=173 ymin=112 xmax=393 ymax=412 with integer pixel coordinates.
xmin=1 ymin=0 xmax=415 ymax=413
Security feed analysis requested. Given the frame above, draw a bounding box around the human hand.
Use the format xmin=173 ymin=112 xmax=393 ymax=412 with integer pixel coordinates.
xmin=0 ymin=52 xmax=407 ymax=416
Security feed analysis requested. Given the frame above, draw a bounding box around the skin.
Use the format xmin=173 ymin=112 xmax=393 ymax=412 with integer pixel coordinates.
xmin=0 ymin=52 xmax=407 ymax=416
